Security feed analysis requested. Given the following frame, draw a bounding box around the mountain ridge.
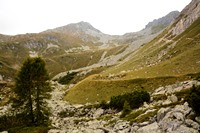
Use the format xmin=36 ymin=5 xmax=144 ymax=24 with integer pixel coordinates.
xmin=0 ymin=10 xmax=180 ymax=80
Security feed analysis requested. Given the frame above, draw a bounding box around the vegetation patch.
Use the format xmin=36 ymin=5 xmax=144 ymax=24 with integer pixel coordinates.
xmin=57 ymin=72 xmax=77 ymax=84
xmin=109 ymin=90 xmax=150 ymax=110
xmin=186 ymin=85 xmax=200 ymax=115
xmin=65 ymin=75 xmax=192 ymax=104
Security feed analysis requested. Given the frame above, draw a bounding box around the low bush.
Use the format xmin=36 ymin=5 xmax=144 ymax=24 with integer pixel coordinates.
xmin=58 ymin=72 xmax=77 ymax=84
xmin=186 ymin=85 xmax=200 ymax=115
xmin=99 ymin=100 xmax=110 ymax=109
xmin=109 ymin=90 xmax=150 ymax=110
xmin=120 ymin=101 xmax=131 ymax=118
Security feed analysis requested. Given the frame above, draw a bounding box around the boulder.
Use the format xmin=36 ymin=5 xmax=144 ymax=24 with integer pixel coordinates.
xmin=162 ymin=99 xmax=172 ymax=105
xmin=113 ymin=121 xmax=130 ymax=132
xmin=131 ymin=126 xmax=139 ymax=132
xmin=195 ymin=116 xmax=200 ymax=124
xmin=93 ymin=108 xmax=104 ymax=118
xmin=171 ymin=125 xmax=199 ymax=133
xmin=153 ymin=87 xmax=166 ymax=95
xmin=136 ymin=122 xmax=161 ymax=133
xmin=185 ymin=119 xmax=200 ymax=130
xmin=158 ymin=118 xmax=183 ymax=132
xmin=169 ymin=94 xmax=178 ymax=103
xmin=157 ymin=107 xmax=171 ymax=122
xmin=173 ymin=112 xmax=184 ymax=121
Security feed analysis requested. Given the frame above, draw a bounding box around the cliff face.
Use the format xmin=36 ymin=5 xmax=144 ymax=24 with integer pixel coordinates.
xmin=172 ymin=0 xmax=200 ymax=35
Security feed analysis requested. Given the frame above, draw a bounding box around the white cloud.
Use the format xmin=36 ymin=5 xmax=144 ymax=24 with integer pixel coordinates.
xmin=0 ymin=0 xmax=191 ymax=35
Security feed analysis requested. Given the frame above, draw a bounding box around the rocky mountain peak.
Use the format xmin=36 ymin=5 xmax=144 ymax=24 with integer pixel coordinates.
xmin=145 ymin=11 xmax=180 ymax=30
xmin=171 ymin=0 xmax=200 ymax=35
xmin=48 ymin=21 xmax=101 ymax=34
xmin=75 ymin=21 xmax=101 ymax=33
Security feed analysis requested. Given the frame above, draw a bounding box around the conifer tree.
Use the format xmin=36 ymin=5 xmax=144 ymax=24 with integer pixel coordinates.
xmin=12 ymin=57 xmax=51 ymax=126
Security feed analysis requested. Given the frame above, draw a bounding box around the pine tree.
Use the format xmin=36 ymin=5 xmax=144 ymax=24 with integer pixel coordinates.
xmin=12 ymin=57 xmax=52 ymax=126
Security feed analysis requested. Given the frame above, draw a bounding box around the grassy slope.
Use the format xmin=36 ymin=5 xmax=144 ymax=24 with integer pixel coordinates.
xmin=104 ymin=17 xmax=200 ymax=78
xmin=0 ymin=32 xmax=127 ymax=79
xmin=64 ymin=75 xmax=194 ymax=104
xmin=65 ymin=18 xmax=200 ymax=104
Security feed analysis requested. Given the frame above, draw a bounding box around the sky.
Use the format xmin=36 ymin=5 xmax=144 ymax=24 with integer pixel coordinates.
xmin=0 ymin=0 xmax=191 ymax=35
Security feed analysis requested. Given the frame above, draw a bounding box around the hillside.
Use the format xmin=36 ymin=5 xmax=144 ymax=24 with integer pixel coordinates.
xmin=0 ymin=12 xmax=178 ymax=81
xmin=65 ymin=0 xmax=200 ymax=104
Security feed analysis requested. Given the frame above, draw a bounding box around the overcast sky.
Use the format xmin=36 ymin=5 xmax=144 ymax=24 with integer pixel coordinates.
xmin=0 ymin=0 xmax=191 ymax=35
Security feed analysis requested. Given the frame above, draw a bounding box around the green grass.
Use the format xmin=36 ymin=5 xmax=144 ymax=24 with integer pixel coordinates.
xmin=129 ymin=109 xmax=158 ymax=124
xmin=64 ymin=75 xmax=192 ymax=104
xmin=8 ymin=126 xmax=49 ymax=133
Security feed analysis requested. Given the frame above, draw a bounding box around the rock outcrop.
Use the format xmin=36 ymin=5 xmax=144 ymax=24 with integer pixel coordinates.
xmin=171 ymin=0 xmax=200 ymax=35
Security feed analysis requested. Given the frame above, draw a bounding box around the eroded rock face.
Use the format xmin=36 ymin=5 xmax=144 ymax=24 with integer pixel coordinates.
xmin=171 ymin=0 xmax=200 ymax=35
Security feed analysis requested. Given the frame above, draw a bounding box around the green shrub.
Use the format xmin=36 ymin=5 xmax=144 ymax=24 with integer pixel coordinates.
xmin=58 ymin=72 xmax=77 ymax=84
xmin=120 ymin=101 xmax=131 ymax=118
xmin=99 ymin=100 xmax=109 ymax=109
xmin=109 ymin=90 xmax=150 ymax=110
xmin=186 ymin=85 xmax=200 ymax=115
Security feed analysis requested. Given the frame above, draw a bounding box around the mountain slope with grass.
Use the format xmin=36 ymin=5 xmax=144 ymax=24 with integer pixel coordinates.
xmin=0 ymin=12 xmax=178 ymax=81
xmin=65 ymin=0 xmax=200 ymax=104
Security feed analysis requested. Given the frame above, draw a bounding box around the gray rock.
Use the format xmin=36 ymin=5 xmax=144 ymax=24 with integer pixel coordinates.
xmin=195 ymin=116 xmax=200 ymax=124
xmin=113 ymin=121 xmax=130 ymax=132
xmin=171 ymin=0 xmax=200 ymax=36
xmin=131 ymin=126 xmax=139 ymax=132
xmin=157 ymin=107 xmax=171 ymax=122
xmin=153 ymin=87 xmax=166 ymax=95
xmin=170 ymin=125 xmax=199 ymax=133
xmin=162 ymin=99 xmax=172 ymax=105
xmin=169 ymin=94 xmax=178 ymax=103
xmin=139 ymin=121 xmax=149 ymax=127
xmin=93 ymin=108 xmax=104 ymax=118
xmin=136 ymin=122 xmax=161 ymax=133
xmin=159 ymin=118 xmax=183 ymax=132
xmin=173 ymin=112 xmax=184 ymax=121
xmin=185 ymin=119 xmax=200 ymax=130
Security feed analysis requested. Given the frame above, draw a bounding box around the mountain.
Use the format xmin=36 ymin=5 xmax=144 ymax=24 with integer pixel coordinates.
xmin=0 ymin=10 xmax=179 ymax=81
xmin=46 ymin=21 xmax=116 ymax=46
xmin=64 ymin=0 xmax=200 ymax=104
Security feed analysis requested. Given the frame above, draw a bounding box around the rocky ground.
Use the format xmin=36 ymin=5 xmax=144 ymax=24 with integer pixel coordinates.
xmin=0 ymin=80 xmax=200 ymax=133
xmin=47 ymin=80 xmax=200 ymax=133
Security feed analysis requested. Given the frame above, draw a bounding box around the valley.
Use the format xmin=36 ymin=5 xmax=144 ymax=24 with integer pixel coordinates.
xmin=0 ymin=0 xmax=200 ymax=132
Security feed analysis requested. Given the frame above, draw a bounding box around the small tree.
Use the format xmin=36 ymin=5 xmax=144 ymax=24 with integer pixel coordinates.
xmin=12 ymin=57 xmax=51 ymax=126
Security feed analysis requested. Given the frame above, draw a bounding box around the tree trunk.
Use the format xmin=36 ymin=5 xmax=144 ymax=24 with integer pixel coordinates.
xmin=28 ymin=90 xmax=34 ymax=124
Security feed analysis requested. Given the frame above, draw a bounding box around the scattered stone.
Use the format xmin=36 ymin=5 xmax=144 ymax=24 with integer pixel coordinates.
xmin=93 ymin=108 xmax=104 ymax=118
xmin=195 ymin=116 xmax=200 ymax=124
xmin=185 ymin=119 xmax=200 ymax=130
xmin=157 ymin=107 xmax=171 ymax=122
xmin=136 ymin=122 xmax=161 ymax=133
xmin=169 ymin=94 xmax=178 ymax=103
